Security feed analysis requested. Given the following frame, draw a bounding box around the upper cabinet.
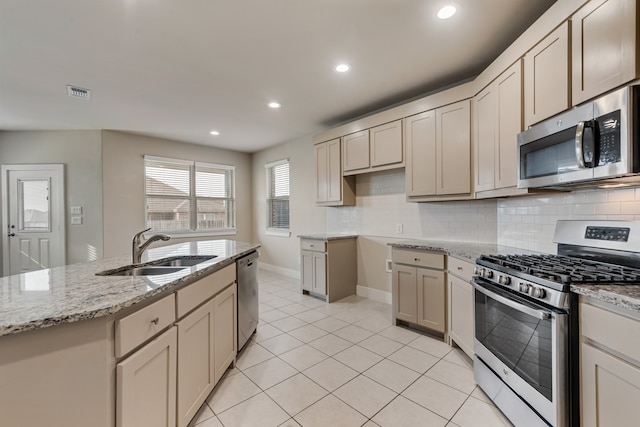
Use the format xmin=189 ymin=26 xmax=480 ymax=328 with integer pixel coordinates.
xmin=406 ymin=99 xmax=472 ymax=201
xmin=315 ymin=138 xmax=355 ymax=207
xmin=474 ymin=60 xmax=525 ymax=197
xmin=572 ymin=0 xmax=639 ymax=105
xmin=343 ymin=120 xmax=404 ymax=175
xmin=524 ymin=21 xmax=570 ymax=128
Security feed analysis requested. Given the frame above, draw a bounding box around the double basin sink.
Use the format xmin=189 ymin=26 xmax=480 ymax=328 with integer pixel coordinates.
xmin=97 ymin=255 xmax=217 ymax=276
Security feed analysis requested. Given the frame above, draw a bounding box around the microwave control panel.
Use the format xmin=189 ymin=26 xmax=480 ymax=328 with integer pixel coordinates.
xmin=596 ymin=110 xmax=621 ymax=166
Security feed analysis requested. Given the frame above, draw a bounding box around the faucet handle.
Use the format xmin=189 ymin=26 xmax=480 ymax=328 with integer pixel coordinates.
xmin=133 ymin=227 xmax=152 ymax=243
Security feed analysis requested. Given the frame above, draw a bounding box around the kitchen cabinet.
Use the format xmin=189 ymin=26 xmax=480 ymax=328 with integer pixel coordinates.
xmin=474 ymin=60 xmax=524 ymax=197
xmin=392 ymin=248 xmax=446 ymax=335
xmin=342 ymin=120 xmax=404 ymax=175
xmin=343 ymin=130 xmax=370 ymax=172
xmin=213 ymin=283 xmax=238 ymax=383
xmin=117 ymin=327 xmax=177 ymax=427
xmin=580 ymin=299 xmax=640 ymax=427
xmin=314 ymin=138 xmax=355 ymax=206
xmin=572 ymin=0 xmax=638 ymax=105
xmin=447 ymin=257 xmax=474 ymax=359
xmin=405 ymin=99 xmax=471 ymax=201
xmin=524 ymin=22 xmax=570 ymax=127
xmin=299 ymin=237 xmax=356 ymax=303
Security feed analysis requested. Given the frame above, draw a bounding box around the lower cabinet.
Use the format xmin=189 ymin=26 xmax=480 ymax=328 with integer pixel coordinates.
xmin=391 ymin=248 xmax=446 ymax=335
xmin=447 ymin=257 xmax=475 ymax=358
xmin=301 ymin=250 xmax=327 ymax=295
xmin=117 ymin=327 xmax=177 ymax=427
xmin=299 ymin=237 xmax=356 ymax=302
xmin=580 ymin=300 xmax=640 ymax=427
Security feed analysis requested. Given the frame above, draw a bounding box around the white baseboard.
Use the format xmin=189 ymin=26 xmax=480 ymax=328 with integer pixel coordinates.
xmin=357 ymin=285 xmax=391 ymax=305
xmin=259 ymin=263 xmax=299 ymax=279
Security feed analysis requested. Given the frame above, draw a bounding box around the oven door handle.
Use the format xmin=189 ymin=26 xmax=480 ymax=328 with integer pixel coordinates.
xmin=473 ymin=281 xmax=551 ymax=320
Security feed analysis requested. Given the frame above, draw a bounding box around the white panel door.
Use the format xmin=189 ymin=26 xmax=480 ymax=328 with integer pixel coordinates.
xmin=2 ymin=164 xmax=65 ymax=276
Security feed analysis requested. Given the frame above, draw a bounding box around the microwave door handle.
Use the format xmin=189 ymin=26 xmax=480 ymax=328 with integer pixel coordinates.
xmin=575 ymin=121 xmax=587 ymax=168
xmin=473 ymin=281 xmax=551 ymax=320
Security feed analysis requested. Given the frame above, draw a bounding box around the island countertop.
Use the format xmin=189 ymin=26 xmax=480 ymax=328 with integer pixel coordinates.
xmin=0 ymin=239 xmax=259 ymax=337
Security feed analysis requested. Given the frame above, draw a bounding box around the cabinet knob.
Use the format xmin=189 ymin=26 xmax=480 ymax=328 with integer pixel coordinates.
xmin=457 ymin=267 xmax=463 ymax=271
xmin=414 ymin=258 xmax=420 ymax=262
xmin=150 ymin=317 xmax=159 ymax=325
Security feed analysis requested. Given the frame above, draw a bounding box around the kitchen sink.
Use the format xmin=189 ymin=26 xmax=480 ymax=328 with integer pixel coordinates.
xmin=98 ymin=266 xmax=188 ymax=276
xmin=149 ymin=255 xmax=217 ymax=267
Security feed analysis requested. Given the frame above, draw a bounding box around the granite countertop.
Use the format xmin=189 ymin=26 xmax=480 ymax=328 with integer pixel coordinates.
xmin=0 ymin=239 xmax=259 ymax=337
xmin=297 ymin=234 xmax=358 ymax=241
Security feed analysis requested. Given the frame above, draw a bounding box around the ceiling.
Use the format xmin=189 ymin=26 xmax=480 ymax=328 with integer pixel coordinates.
xmin=0 ymin=0 xmax=557 ymax=153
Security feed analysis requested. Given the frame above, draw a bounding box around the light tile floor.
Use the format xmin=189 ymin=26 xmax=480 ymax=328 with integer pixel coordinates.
xmin=190 ymin=270 xmax=513 ymax=427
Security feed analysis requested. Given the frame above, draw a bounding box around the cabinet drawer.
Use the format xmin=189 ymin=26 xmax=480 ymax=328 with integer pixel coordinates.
xmin=581 ymin=303 xmax=640 ymax=363
xmin=392 ymin=248 xmax=444 ymax=269
xmin=448 ymin=256 xmax=474 ymax=281
xmin=300 ymin=239 xmax=326 ymax=252
xmin=176 ymin=264 xmax=236 ymax=318
xmin=115 ymin=293 xmax=176 ymax=358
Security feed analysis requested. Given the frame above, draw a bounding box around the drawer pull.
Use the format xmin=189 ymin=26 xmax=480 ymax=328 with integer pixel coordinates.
xmin=150 ymin=317 xmax=159 ymax=325
xmin=457 ymin=267 xmax=463 ymax=271
xmin=310 ymin=244 xmax=314 ymax=247
xmin=414 ymin=258 xmax=420 ymax=262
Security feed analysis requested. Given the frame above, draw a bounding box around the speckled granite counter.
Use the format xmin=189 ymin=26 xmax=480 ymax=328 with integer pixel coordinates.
xmin=0 ymin=239 xmax=259 ymax=337
xmin=571 ymin=284 xmax=640 ymax=313
xmin=297 ymin=234 xmax=357 ymax=241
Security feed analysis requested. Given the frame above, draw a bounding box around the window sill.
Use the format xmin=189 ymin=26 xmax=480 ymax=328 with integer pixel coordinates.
xmin=265 ymin=229 xmax=291 ymax=238
xmin=145 ymin=229 xmax=237 ymax=239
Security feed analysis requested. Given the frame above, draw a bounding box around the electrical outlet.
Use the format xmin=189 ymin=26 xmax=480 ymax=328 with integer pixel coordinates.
xmin=396 ymin=223 xmax=403 ymax=234
xmin=70 ymin=206 xmax=82 ymax=215
xmin=71 ymin=216 xmax=82 ymax=225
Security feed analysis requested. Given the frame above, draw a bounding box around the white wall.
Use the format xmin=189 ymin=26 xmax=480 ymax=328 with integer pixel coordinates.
xmin=0 ymin=130 xmax=104 ymax=274
xmin=251 ymin=135 xmax=325 ymax=276
xmin=102 ymin=131 xmax=253 ymax=258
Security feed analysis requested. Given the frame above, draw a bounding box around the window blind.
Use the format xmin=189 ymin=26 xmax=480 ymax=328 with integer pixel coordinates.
xmin=266 ymin=160 xmax=290 ymax=230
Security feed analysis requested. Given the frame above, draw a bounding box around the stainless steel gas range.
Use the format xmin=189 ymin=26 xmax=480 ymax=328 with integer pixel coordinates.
xmin=472 ymin=220 xmax=640 ymax=427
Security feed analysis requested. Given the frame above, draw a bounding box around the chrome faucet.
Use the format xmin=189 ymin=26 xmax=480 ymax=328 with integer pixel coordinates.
xmin=132 ymin=228 xmax=171 ymax=263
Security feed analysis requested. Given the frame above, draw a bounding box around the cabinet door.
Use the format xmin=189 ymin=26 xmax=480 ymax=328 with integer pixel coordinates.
xmin=326 ymin=138 xmax=342 ymax=202
xmin=495 ymin=60 xmax=523 ymax=189
xmin=117 ymin=327 xmax=177 ymax=427
xmin=572 ymin=0 xmax=638 ymax=105
xmin=343 ymin=130 xmax=370 ymax=172
xmin=524 ymin=22 xmax=569 ymax=127
xmin=448 ymin=274 xmax=474 ymax=358
xmin=474 ymin=85 xmax=496 ymax=192
xmin=311 ymin=252 xmax=327 ymax=295
xmin=301 ymin=250 xmax=313 ymax=292
xmin=176 ymin=302 xmax=215 ymax=427
xmin=436 ymin=100 xmax=471 ymax=195
xmin=405 ymin=110 xmax=437 ymax=197
xmin=214 ymin=283 xmax=237 ymax=384
xmin=370 ymin=120 xmax=403 ymax=167
xmin=392 ymin=264 xmax=417 ymax=323
xmin=314 ymin=142 xmax=329 ymax=203
xmin=416 ymin=267 xmax=446 ymax=333
xmin=581 ymin=342 xmax=640 ymax=427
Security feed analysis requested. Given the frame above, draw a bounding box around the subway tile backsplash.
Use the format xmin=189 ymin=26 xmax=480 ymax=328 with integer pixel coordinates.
xmin=323 ymin=169 xmax=640 ymax=254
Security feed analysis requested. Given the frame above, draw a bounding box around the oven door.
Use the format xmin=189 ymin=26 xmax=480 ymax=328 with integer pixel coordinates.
xmin=473 ymin=279 xmax=568 ymax=427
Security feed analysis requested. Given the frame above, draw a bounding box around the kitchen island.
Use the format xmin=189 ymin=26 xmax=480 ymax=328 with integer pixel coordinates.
xmin=0 ymin=239 xmax=259 ymax=427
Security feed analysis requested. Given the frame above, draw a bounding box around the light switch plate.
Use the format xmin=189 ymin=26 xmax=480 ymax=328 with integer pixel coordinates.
xmin=70 ymin=206 xmax=82 ymax=215
xmin=71 ymin=216 xmax=82 ymax=225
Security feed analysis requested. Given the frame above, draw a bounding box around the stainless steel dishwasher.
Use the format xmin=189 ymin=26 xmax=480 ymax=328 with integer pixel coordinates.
xmin=236 ymin=251 xmax=259 ymax=350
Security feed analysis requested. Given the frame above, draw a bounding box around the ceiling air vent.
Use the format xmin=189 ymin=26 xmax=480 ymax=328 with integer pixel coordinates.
xmin=66 ymin=85 xmax=91 ymax=100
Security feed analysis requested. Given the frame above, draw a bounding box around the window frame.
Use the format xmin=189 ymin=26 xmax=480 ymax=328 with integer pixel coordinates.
xmin=265 ymin=158 xmax=290 ymax=237
xmin=144 ymin=155 xmax=236 ymax=237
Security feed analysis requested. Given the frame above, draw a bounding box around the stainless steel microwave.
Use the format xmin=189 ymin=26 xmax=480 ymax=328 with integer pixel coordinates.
xmin=517 ymin=85 xmax=640 ymax=189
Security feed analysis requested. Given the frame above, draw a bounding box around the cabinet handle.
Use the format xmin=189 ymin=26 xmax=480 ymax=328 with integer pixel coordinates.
xmin=310 ymin=244 xmax=314 ymax=247
xmin=414 ymin=258 xmax=420 ymax=262
xmin=457 ymin=267 xmax=463 ymax=271
xmin=150 ymin=317 xmax=159 ymax=325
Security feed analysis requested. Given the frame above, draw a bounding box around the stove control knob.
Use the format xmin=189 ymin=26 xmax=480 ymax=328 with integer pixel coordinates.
xmin=484 ymin=270 xmax=493 ymax=279
xmin=519 ymin=283 xmax=530 ymax=293
xmin=531 ymin=287 xmax=546 ymax=299
xmin=473 ymin=267 xmax=484 ymax=277
xmin=498 ymin=275 xmax=511 ymax=286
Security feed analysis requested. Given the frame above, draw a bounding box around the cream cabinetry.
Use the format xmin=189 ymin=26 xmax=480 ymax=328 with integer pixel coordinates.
xmin=524 ymin=22 xmax=570 ymax=127
xmin=447 ymin=257 xmax=474 ymax=359
xmin=580 ymin=300 xmax=640 ymax=427
xmin=315 ymin=138 xmax=355 ymax=207
xmin=117 ymin=327 xmax=177 ymax=427
xmin=343 ymin=120 xmax=404 ymax=175
xmin=391 ymin=248 xmax=446 ymax=335
xmin=474 ymin=60 xmax=524 ymax=197
xmin=405 ymin=99 xmax=471 ymax=201
xmin=572 ymin=0 xmax=639 ymax=105
xmin=300 ymin=237 xmax=356 ymax=303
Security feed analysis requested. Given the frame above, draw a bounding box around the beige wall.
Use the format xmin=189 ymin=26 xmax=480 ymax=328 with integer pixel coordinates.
xmin=0 ymin=130 xmax=104 ymax=274
xmin=251 ymin=135 xmax=325 ymax=275
xmin=101 ymin=131 xmax=253 ymax=258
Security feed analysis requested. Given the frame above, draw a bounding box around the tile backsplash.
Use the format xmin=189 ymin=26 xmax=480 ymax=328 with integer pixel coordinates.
xmin=323 ymin=169 xmax=640 ymax=253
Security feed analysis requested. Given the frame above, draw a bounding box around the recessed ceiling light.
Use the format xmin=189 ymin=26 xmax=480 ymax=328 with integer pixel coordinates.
xmin=209 ymin=130 xmax=220 ymax=136
xmin=268 ymin=102 xmax=281 ymax=109
xmin=335 ymin=64 xmax=350 ymax=73
xmin=437 ymin=5 xmax=456 ymax=19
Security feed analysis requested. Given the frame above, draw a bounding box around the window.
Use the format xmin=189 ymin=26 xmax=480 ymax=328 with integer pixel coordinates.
xmin=144 ymin=156 xmax=235 ymax=234
xmin=266 ymin=159 xmax=290 ymax=232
